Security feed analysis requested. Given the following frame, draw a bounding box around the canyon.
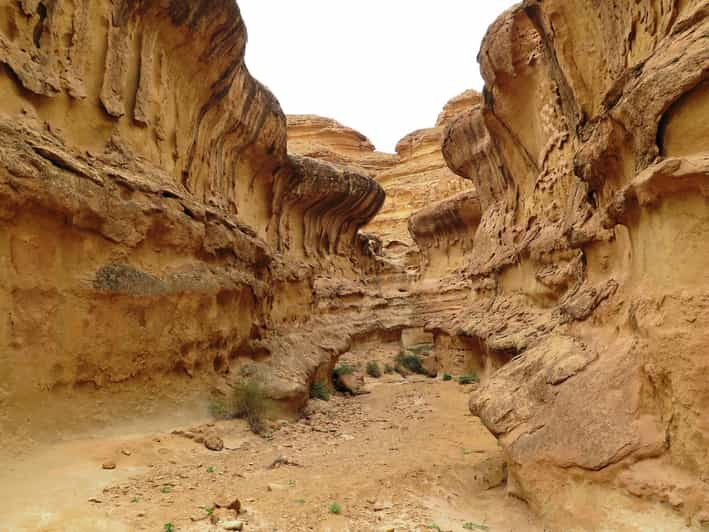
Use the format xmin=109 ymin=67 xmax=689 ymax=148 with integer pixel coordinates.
xmin=0 ymin=0 xmax=708 ymax=531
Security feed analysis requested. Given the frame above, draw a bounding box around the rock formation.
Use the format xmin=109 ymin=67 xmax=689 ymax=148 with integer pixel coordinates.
xmin=1 ymin=0 xmax=708 ymax=529
xmin=437 ymin=0 xmax=709 ymax=528
xmin=288 ymin=91 xmax=480 ymax=269
xmin=0 ymin=0 xmax=384 ymax=445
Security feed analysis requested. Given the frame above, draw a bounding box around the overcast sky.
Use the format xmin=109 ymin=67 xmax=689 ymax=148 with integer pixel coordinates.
xmin=238 ymin=1 xmax=518 ymax=153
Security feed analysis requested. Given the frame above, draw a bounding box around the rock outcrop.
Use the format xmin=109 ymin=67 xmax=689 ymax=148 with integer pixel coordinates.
xmin=0 ymin=0 xmax=383 ymax=446
xmin=288 ymin=93 xmax=480 ymax=267
xmin=438 ymin=0 xmax=709 ymax=528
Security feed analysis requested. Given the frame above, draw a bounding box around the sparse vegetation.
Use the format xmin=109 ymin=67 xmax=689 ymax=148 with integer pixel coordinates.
xmin=426 ymin=524 xmax=442 ymax=531
xmin=458 ymin=374 xmax=480 ymax=385
xmin=384 ymin=363 xmax=394 ymax=374
xmin=233 ymin=379 xmax=271 ymax=434
xmin=395 ymin=353 xmax=425 ymax=374
xmin=160 ymin=486 xmax=172 ymax=494
xmin=294 ymin=498 xmax=306 ymax=504
xmin=311 ymin=380 xmax=330 ymax=401
xmin=163 ymin=524 xmax=174 ymax=532
xmin=208 ymin=397 xmax=229 ymax=419
xmin=443 ymin=372 xmax=452 ymax=381
xmin=329 ymin=502 xmax=342 ymax=514
xmin=366 ymin=361 xmax=382 ymax=378
xmin=206 ymin=466 xmax=215 ymax=474
xmin=333 ymin=364 xmax=354 ymax=377
xmin=130 ymin=497 xmax=139 ymax=503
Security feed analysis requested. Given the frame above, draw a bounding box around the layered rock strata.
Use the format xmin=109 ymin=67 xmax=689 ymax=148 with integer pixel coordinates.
xmin=0 ymin=0 xmax=384 ymax=445
xmin=437 ymin=0 xmax=709 ymax=527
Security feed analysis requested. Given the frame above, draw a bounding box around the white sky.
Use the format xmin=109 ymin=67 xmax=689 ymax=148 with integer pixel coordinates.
xmin=238 ymin=1 xmax=519 ymax=153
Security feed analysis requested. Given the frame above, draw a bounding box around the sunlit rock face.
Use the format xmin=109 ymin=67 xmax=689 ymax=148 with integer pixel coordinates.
xmin=439 ymin=0 xmax=709 ymax=527
xmin=288 ymin=92 xmax=480 ymax=267
xmin=0 ymin=0 xmax=384 ymax=445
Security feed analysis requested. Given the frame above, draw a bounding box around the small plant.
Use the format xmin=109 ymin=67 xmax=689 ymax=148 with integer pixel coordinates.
xmin=426 ymin=524 xmax=442 ymax=531
xmin=463 ymin=523 xmax=490 ymax=531
xmin=160 ymin=486 xmax=172 ymax=494
xmin=288 ymin=479 xmax=297 ymax=487
xmin=366 ymin=361 xmax=382 ymax=378
xmin=233 ymin=379 xmax=271 ymax=434
xmin=384 ymin=364 xmax=394 ymax=374
xmin=208 ymin=398 xmax=229 ymax=419
xmin=458 ymin=374 xmax=480 ymax=385
xmin=204 ymin=506 xmax=214 ymax=516
xmin=443 ymin=373 xmax=452 ymax=381
xmin=130 ymin=496 xmax=139 ymax=503
xmin=294 ymin=498 xmax=306 ymax=504
xmin=328 ymin=502 xmax=341 ymax=514
xmin=395 ymin=353 xmax=425 ymax=374
xmin=310 ymin=380 xmax=330 ymax=401
xmin=164 ymin=524 xmax=174 ymax=532
xmin=206 ymin=466 xmax=215 ymax=474
xmin=332 ymin=364 xmax=354 ymax=377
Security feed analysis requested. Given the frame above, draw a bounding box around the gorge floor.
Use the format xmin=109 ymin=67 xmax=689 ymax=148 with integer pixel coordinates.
xmin=0 ymin=377 xmax=541 ymax=532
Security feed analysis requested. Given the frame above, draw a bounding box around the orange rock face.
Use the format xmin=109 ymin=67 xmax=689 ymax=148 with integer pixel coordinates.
xmin=1 ymin=1 xmax=708 ymax=529
xmin=288 ymin=91 xmax=480 ymax=265
xmin=437 ymin=1 xmax=709 ymax=527
xmin=0 ymin=0 xmax=384 ymax=445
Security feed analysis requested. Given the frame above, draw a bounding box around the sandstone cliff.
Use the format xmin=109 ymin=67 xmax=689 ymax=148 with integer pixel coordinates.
xmin=436 ymin=0 xmax=709 ymax=527
xmin=288 ymin=92 xmax=480 ymax=266
xmin=0 ymin=0 xmax=384 ymax=445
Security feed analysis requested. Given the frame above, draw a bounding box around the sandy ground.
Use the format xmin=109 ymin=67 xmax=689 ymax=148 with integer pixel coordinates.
xmin=0 ymin=376 xmax=542 ymax=532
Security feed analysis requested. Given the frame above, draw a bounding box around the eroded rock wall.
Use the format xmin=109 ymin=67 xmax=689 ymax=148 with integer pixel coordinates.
xmin=0 ymin=0 xmax=384 ymax=446
xmin=438 ymin=1 xmax=709 ymax=527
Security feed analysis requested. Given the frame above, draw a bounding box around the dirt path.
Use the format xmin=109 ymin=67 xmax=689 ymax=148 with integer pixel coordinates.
xmin=0 ymin=376 xmax=541 ymax=532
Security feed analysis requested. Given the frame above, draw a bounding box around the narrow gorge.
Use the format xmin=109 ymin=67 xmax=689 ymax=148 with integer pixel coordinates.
xmin=1 ymin=1 xmax=708 ymax=531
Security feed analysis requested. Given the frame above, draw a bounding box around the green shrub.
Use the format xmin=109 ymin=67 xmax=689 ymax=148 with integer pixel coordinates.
xmin=310 ymin=380 xmax=330 ymax=401
xmin=458 ymin=374 xmax=480 ymax=385
xmin=333 ymin=364 xmax=354 ymax=377
xmin=329 ymin=502 xmax=341 ymax=514
xmin=395 ymin=353 xmax=425 ymax=374
xmin=366 ymin=361 xmax=382 ymax=378
xmin=384 ymin=364 xmax=394 ymax=374
xmin=442 ymin=373 xmax=452 ymax=381
xmin=233 ymin=379 xmax=270 ymax=434
xmin=208 ymin=398 xmax=229 ymax=419
xmin=163 ymin=524 xmax=174 ymax=532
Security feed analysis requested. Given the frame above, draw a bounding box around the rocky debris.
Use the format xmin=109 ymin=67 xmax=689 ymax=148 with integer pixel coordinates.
xmin=102 ymin=461 xmax=116 ymax=471
xmin=205 ymin=435 xmax=225 ymax=452
xmin=333 ymin=372 xmax=369 ymax=396
xmin=267 ymin=455 xmax=302 ymax=469
xmin=214 ymin=495 xmax=241 ymax=513
xmin=221 ymin=520 xmax=244 ymax=530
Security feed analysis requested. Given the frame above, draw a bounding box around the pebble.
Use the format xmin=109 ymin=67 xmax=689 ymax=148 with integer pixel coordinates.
xmin=222 ymin=520 xmax=244 ymax=530
xmin=205 ymin=435 xmax=225 ymax=452
xmin=102 ymin=461 xmax=116 ymax=470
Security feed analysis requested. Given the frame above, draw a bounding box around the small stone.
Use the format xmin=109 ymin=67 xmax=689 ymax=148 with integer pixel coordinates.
xmin=267 ymin=483 xmax=287 ymax=492
xmin=102 ymin=461 xmax=116 ymax=470
xmin=205 ymin=435 xmax=224 ymax=452
xmin=222 ymin=521 xmax=244 ymax=530
xmin=121 ymin=449 xmax=132 ymax=456
xmin=215 ymin=494 xmax=241 ymax=513
xmin=373 ymin=500 xmax=393 ymax=511
xmin=88 ymin=497 xmax=102 ymax=504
